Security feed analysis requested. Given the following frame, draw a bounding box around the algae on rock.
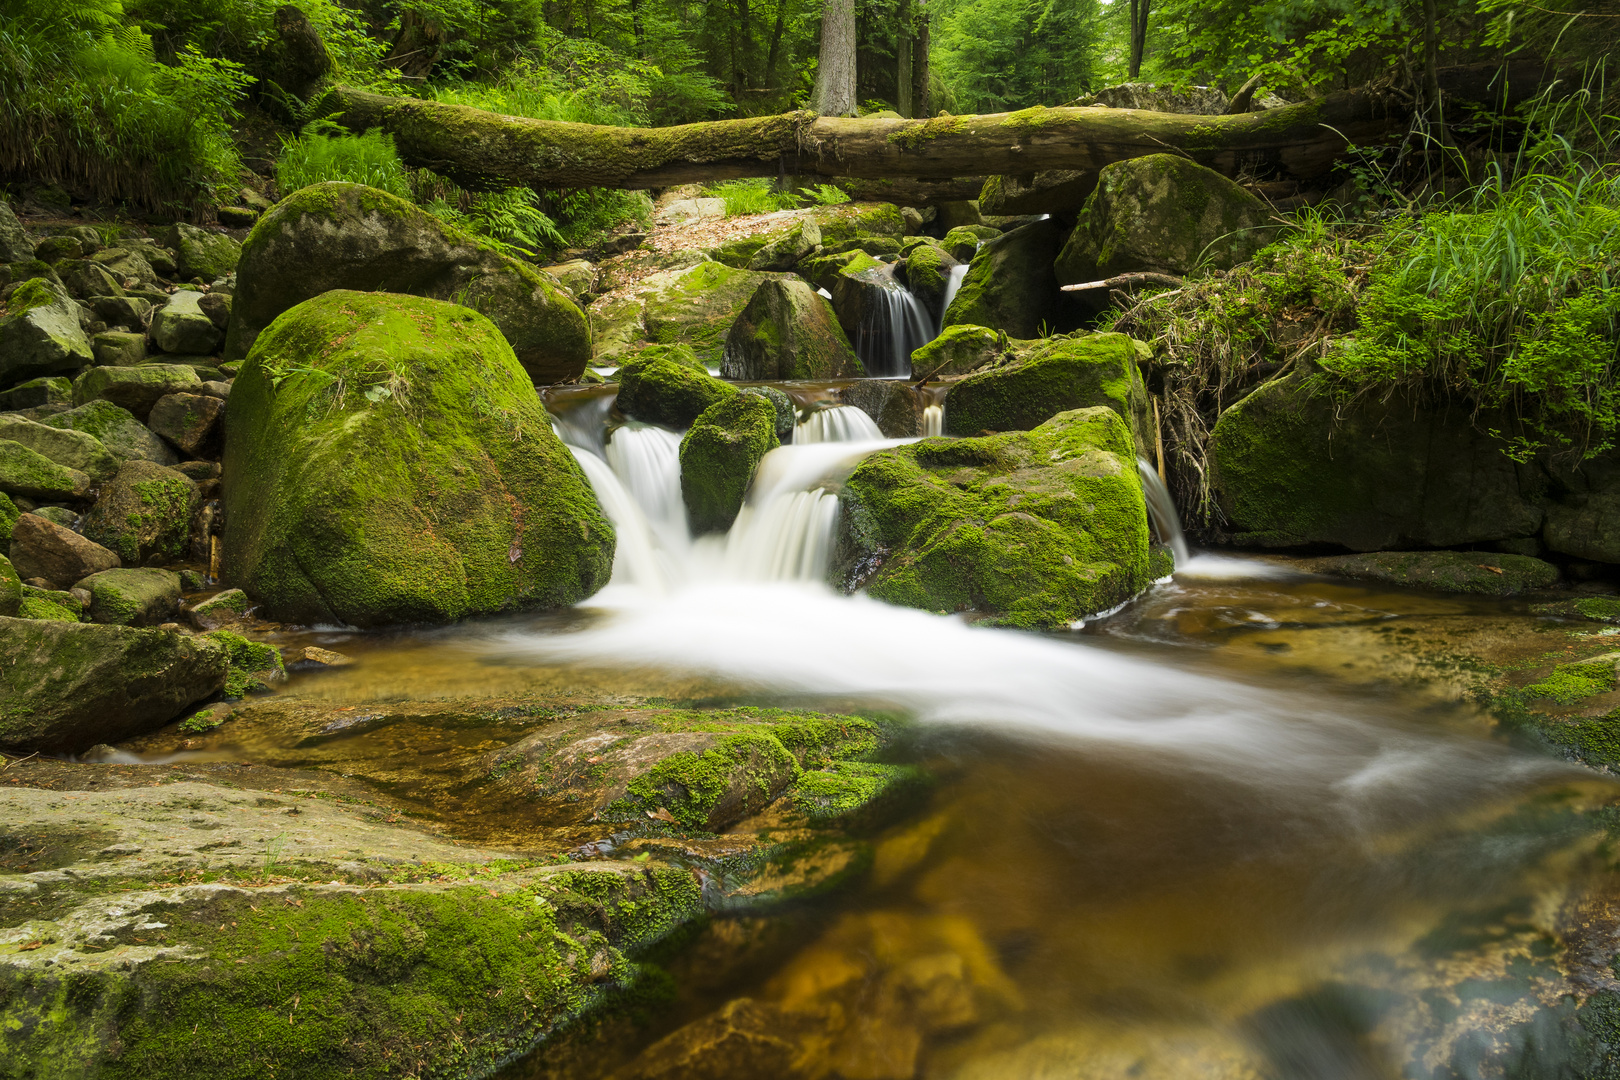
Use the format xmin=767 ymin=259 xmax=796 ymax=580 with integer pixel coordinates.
xmin=836 ymin=407 xmax=1152 ymax=628
xmin=222 ymin=290 xmax=613 ymax=628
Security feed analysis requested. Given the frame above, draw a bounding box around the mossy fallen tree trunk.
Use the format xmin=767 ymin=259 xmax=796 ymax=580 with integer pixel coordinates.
xmin=329 ymin=62 xmax=1550 ymax=195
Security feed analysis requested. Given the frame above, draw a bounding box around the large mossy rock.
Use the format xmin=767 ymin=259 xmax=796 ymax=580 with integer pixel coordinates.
xmin=910 ymin=324 xmax=1009 ymax=380
xmin=1208 ymin=369 xmax=1544 ymax=550
xmin=0 ymin=617 xmax=226 ymax=752
xmin=899 ymin=242 xmax=959 ymax=319
xmin=226 ymin=183 xmax=591 ymax=384
xmin=616 ymin=346 xmax=737 ymax=428
xmin=720 ymin=277 xmax=863 ymax=381
xmin=0 ymin=439 xmax=90 ymax=501
xmin=942 ymin=218 xmax=1067 ymax=339
xmin=680 ymin=394 xmax=779 ymax=534
xmin=943 ymin=332 xmax=1153 ymax=457
xmin=0 ymin=414 xmax=119 ymax=480
xmin=223 ymin=290 xmax=613 ymax=628
xmin=710 ymin=215 xmax=822 ymax=271
xmin=81 ymin=459 xmax=199 ymax=565
xmin=836 ymin=407 xmax=1152 ymax=628
xmin=807 ymin=202 xmax=907 ymax=245
xmin=1054 ymin=154 xmax=1271 ymax=283
xmin=0 ymin=277 xmax=94 ymax=385
xmin=77 ymin=566 xmax=184 ymax=625
xmin=626 ymin=260 xmax=778 ymax=367
xmin=73 ymin=363 xmax=203 ymax=421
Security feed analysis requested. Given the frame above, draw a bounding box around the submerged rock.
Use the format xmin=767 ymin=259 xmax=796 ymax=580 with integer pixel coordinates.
xmin=222 ymin=290 xmax=613 ymax=627
xmin=0 ymin=617 xmax=225 ymax=751
xmin=1300 ymin=550 xmax=1560 ymax=596
xmin=942 ymin=217 xmax=1068 ymax=339
xmin=1208 ymin=369 xmax=1544 ymax=551
xmin=227 ymin=182 xmax=591 ymax=383
xmin=1055 ymin=154 xmax=1271 ymax=283
xmin=721 ymin=277 xmax=862 ymax=381
xmin=681 ymin=393 xmax=779 ymax=534
xmin=837 ymin=407 xmax=1152 ymax=628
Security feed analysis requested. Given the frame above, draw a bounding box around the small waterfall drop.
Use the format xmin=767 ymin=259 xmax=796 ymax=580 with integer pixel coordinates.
xmin=853 ymin=271 xmax=934 ymax=378
xmin=1137 ymin=458 xmax=1191 ymax=568
xmin=795 ymin=405 xmax=884 ymax=444
xmin=937 ymin=263 xmax=970 ymax=333
xmin=606 ymin=424 xmax=687 ymax=551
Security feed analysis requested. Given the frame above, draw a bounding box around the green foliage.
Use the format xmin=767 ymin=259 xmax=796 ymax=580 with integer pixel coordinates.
xmin=933 ymin=0 xmax=1102 ymax=112
xmin=421 ymin=186 xmax=565 ymax=256
xmin=703 ymin=178 xmax=800 ymax=216
xmin=276 ymin=121 xmax=413 ymax=199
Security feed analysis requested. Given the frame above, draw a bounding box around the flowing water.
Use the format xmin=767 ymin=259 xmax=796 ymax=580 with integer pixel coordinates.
xmin=851 ymin=265 xmax=937 ymax=377
xmin=145 ymin=386 xmax=1620 ymax=1078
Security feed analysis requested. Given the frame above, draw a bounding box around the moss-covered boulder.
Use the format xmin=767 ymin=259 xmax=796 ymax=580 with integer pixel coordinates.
xmin=909 ymin=324 xmax=1010 ymax=381
xmin=980 ymin=168 xmax=1099 ymax=215
xmin=187 ymin=586 xmax=253 ymax=629
xmin=0 ymin=277 xmax=94 ymax=385
xmin=55 ymin=257 xmax=124 ymax=301
xmin=18 ymin=586 xmax=80 ymax=621
xmin=942 ymin=225 xmax=998 ymax=262
xmin=0 ymin=414 xmax=119 ymax=480
xmin=165 ymin=221 xmax=242 ymax=280
xmin=0 ymin=490 xmax=16 ymax=555
xmin=205 ymin=627 xmax=288 ymax=698
xmin=91 ymin=329 xmax=147 ymax=367
xmin=943 ymin=332 xmax=1153 ymax=455
xmin=0 ymin=617 xmax=226 ymax=752
xmin=740 ymin=385 xmax=797 ymax=439
xmin=710 ymin=215 xmax=822 ymax=271
xmin=0 ymin=374 xmax=71 ymax=411
xmin=1054 ymin=154 xmax=1271 ymax=284
xmin=40 ymin=399 xmax=179 ymax=465
xmin=0 ymin=552 xmax=17 ymax=616
xmin=0 ymin=199 xmax=30 ymax=262
xmin=796 ymin=247 xmax=870 ymax=292
xmin=900 ymin=242 xmax=960 ymax=319
xmin=73 ymin=363 xmax=203 ymax=420
xmin=81 ymin=459 xmax=199 ymax=565
xmin=0 ymin=438 xmax=90 ymax=501
xmin=223 ymin=290 xmax=613 ymax=628
xmin=635 ymin=260 xmax=777 ymax=366
xmin=808 ymin=202 xmax=907 ymax=245
xmin=77 ymin=567 xmax=183 ymax=625
xmin=1208 ymin=369 xmax=1544 ymax=551
xmin=616 ymin=347 xmax=738 ymax=428
xmin=720 ymin=277 xmax=863 ymax=381
xmin=1300 ymin=550 xmax=1559 ymax=596
xmin=680 ymin=393 xmax=780 ymax=534
xmin=835 ymin=407 xmax=1151 ymax=628
xmin=227 ymin=183 xmax=591 ymax=383
xmin=942 ymin=217 xmax=1067 ymax=339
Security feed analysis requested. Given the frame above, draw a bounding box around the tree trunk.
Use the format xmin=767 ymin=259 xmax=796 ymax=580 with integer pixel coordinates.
xmin=630 ymin=0 xmax=645 ymax=58
xmin=1128 ymin=0 xmax=1150 ymax=79
xmin=765 ymin=0 xmax=787 ymax=87
xmin=1421 ymin=0 xmax=1447 ymax=149
xmin=327 ymin=60 xmax=1552 ymax=193
xmin=815 ymin=0 xmax=858 ymax=116
xmin=912 ymin=2 xmax=930 ymax=117
xmin=897 ymin=0 xmax=914 ymax=117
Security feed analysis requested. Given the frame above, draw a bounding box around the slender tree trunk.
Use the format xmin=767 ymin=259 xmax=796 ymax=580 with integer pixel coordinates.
xmin=630 ymin=0 xmax=645 ymax=58
xmin=1421 ymin=0 xmax=1447 ymax=149
xmin=897 ymin=0 xmax=914 ymax=117
xmin=1128 ymin=0 xmax=1150 ymax=79
xmin=765 ymin=0 xmax=787 ymax=87
xmin=814 ymin=0 xmax=858 ymax=116
xmin=912 ymin=1 xmax=930 ymax=117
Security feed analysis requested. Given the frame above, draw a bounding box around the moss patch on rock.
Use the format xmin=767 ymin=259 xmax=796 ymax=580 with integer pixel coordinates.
xmin=616 ymin=348 xmax=737 ymax=429
xmin=679 ymin=393 xmax=779 ymax=534
xmin=222 ymin=290 xmax=614 ymax=628
xmin=836 ymin=407 xmax=1152 ymax=628
xmin=203 ymin=628 xmax=287 ymax=698
xmin=80 ymin=460 xmax=198 ymax=566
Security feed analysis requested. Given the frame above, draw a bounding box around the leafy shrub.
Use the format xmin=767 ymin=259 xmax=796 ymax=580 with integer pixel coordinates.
xmin=276 ymin=122 xmax=414 ymax=199
xmin=422 ymin=187 xmax=565 ymax=256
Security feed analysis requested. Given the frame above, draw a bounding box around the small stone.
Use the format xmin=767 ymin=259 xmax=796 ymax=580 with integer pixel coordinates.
xmin=63 ymin=226 xmax=102 ymax=255
xmin=297 ymin=646 xmax=354 ymax=668
xmin=198 ymin=380 xmax=232 ymax=399
xmin=0 ymin=276 xmax=94 ymax=384
xmin=30 ymin=506 xmax=76 ymax=528
xmin=89 ymin=248 xmax=159 ymax=290
xmin=8 ymin=513 xmax=119 ymax=589
xmin=72 ymin=363 xmax=202 ymax=420
xmin=178 ymin=569 xmax=205 ymax=591
xmin=172 ymin=460 xmax=220 ymax=481
xmin=0 ymin=200 xmax=31 ymax=263
xmin=197 ymin=291 xmax=231 ymax=331
xmin=187 ymin=587 xmax=252 ymax=629
xmin=91 ymin=330 xmax=147 ymax=367
xmin=216 ymin=207 xmax=258 ymax=228
xmin=76 ymin=566 xmax=183 ymax=626
xmin=0 ymin=376 xmax=71 ymax=411
xmin=178 ymin=700 xmax=234 ymax=733
xmin=150 ymin=291 xmax=222 ymax=355
xmin=164 ymin=223 xmax=241 ymax=281
xmin=126 ymin=241 xmax=177 ymax=278
xmin=56 ymin=259 xmax=123 ymax=301
xmin=147 ymin=392 xmax=225 ymax=456
xmin=0 ymin=439 xmax=91 ymax=500
xmin=81 ymin=459 xmax=198 ymax=565
xmin=89 ymin=295 xmax=152 ymax=328
xmin=33 ymin=236 xmax=82 ymax=264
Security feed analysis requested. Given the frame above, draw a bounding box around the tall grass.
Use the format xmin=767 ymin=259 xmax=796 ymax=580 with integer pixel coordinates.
xmin=276 ymin=122 xmax=413 ymax=199
xmin=701 ymin=178 xmax=852 ymax=216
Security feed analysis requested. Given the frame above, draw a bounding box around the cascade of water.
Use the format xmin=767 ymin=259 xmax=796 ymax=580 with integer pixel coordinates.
xmin=922 ymin=404 xmax=944 ymax=437
xmin=567 ymin=446 xmax=669 ymax=591
xmin=548 ymin=392 xmax=614 ymax=459
xmin=1137 ymin=458 xmax=1191 ymax=568
xmin=605 ymin=424 xmax=687 ymax=550
xmin=936 ymin=263 xmax=970 ymax=333
xmin=854 ymin=272 xmax=935 ymax=378
xmin=795 ymin=405 xmax=885 ymax=444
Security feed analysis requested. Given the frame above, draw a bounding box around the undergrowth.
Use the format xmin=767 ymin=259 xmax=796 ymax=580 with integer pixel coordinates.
xmin=702 ymin=177 xmax=852 ymax=216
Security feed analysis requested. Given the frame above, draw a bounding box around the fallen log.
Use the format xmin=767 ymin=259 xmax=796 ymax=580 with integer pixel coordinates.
xmin=328 ymin=61 xmax=1554 ymax=193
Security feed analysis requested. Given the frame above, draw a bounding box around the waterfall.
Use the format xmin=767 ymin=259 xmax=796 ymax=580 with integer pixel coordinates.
xmin=795 ymin=405 xmax=884 ymax=444
xmin=937 ymin=263 xmax=970 ymax=333
xmin=1137 ymin=458 xmax=1191 ymax=568
xmin=923 ymin=405 xmax=944 ymax=437
xmin=853 ymin=272 xmax=935 ymax=378
xmin=551 ymin=393 xmax=907 ymax=592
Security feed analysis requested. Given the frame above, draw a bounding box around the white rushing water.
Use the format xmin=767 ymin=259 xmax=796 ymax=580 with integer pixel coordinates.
xmin=853 ymin=270 xmax=935 ymax=377
xmin=518 ymin=396 xmax=1573 ymax=826
xmin=937 ymin=263 xmax=970 ymax=332
xmin=795 ymin=405 xmax=885 ymax=444
xmin=1135 ymin=457 xmax=1293 ymax=581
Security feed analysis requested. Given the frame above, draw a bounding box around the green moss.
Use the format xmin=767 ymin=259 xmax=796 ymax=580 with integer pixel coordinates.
xmin=944 ymin=332 xmax=1147 ymax=440
xmin=81 ymin=462 xmax=196 ymax=566
xmin=1533 ymin=708 xmax=1620 ymax=770
xmin=17 ymin=594 xmax=79 ymax=622
xmin=203 ymin=629 xmax=286 ymax=699
xmin=616 ymin=349 xmax=737 ymax=428
xmin=1577 ymin=597 xmax=1620 ymax=623
xmin=1524 ymin=659 xmax=1618 ymax=704
xmin=223 ymin=290 xmax=613 ymax=628
xmin=887 ymin=115 xmax=970 ymax=152
xmin=0 ymin=438 xmax=83 ymax=501
xmin=3 ymin=277 xmax=57 ymax=315
xmin=838 ymin=406 xmax=1152 ymax=628
xmin=0 ymin=491 xmax=17 ymax=556
xmin=788 ymin=761 xmax=930 ymax=829
xmin=679 ymin=393 xmax=779 ymax=534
